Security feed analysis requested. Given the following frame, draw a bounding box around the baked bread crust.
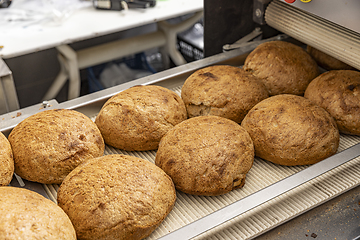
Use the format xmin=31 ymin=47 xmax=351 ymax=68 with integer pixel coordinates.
xmin=241 ymin=94 xmax=340 ymax=166
xmin=181 ymin=65 xmax=269 ymax=123
xmin=307 ymin=45 xmax=354 ymax=71
xmin=8 ymin=109 xmax=105 ymax=184
xmin=0 ymin=132 xmax=14 ymax=186
xmin=305 ymin=70 xmax=360 ymax=135
xmin=155 ymin=115 xmax=254 ymax=196
xmin=0 ymin=186 xmax=76 ymax=239
xmin=57 ymin=154 xmax=176 ymax=240
xmin=95 ymin=85 xmax=187 ymax=151
xmin=243 ymin=41 xmax=319 ymax=96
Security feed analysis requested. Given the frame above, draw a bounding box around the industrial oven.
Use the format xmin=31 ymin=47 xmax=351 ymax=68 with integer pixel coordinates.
xmin=1 ymin=0 xmax=360 ymax=239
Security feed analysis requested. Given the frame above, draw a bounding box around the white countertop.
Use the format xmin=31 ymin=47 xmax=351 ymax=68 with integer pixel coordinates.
xmin=0 ymin=0 xmax=203 ymax=59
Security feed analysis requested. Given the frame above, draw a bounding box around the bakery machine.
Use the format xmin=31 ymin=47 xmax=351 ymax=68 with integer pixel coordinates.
xmin=1 ymin=0 xmax=360 ymax=239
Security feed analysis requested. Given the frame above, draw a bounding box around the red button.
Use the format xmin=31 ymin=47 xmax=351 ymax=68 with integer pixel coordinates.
xmin=285 ymin=0 xmax=296 ymax=3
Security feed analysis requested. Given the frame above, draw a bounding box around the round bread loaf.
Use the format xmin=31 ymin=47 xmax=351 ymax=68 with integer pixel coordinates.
xmin=0 ymin=186 xmax=76 ymax=239
xmin=243 ymin=41 xmax=319 ymax=96
xmin=304 ymin=70 xmax=360 ymax=135
xmin=57 ymin=154 xmax=176 ymax=240
xmin=307 ymin=45 xmax=354 ymax=71
xmin=0 ymin=132 xmax=14 ymax=186
xmin=181 ymin=65 xmax=269 ymax=123
xmin=95 ymin=85 xmax=187 ymax=151
xmin=155 ymin=115 xmax=254 ymax=196
xmin=8 ymin=109 xmax=105 ymax=184
xmin=241 ymin=94 xmax=339 ymax=166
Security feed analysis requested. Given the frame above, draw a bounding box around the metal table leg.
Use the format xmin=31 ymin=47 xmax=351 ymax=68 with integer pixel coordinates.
xmin=0 ymin=58 xmax=20 ymax=114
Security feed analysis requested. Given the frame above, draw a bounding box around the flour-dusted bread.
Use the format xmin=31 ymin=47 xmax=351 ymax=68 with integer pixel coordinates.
xmin=57 ymin=154 xmax=176 ymax=240
xmin=243 ymin=41 xmax=319 ymax=96
xmin=305 ymin=70 xmax=360 ymax=136
xmin=155 ymin=115 xmax=254 ymax=196
xmin=95 ymin=85 xmax=187 ymax=151
xmin=8 ymin=109 xmax=105 ymax=184
xmin=0 ymin=186 xmax=76 ymax=239
xmin=307 ymin=45 xmax=355 ymax=71
xmin=181 ymin=65 xmax=269 ymax=123
xmin=0 ymin=132 xmax=14 ymax=186
xmin=241 ymin=94 xmax=339 ymax=166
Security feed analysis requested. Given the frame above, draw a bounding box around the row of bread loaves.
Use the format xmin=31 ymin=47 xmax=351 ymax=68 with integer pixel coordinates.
xmin=180 ymin=40 xmax=321 ymax=124
xmin=1 ymin=166 xmax=174 ymax=240
xmin=2 ymin=101 xmax=177 ymax=239
xmin=180 ymin=62 xmax=340 ymax=166
xmin=0 ymin=84 xmax=184 ymax=239
xmin=93 ymin=41 xmax=358 ymax=195
xmin=3 ymin=41 xmax=357 ymax=189
xmin=0 ymin=109 xmax=103 ymax=239
xmin=94 ymin=85 xmax=256 ymax=196
xmin=1 ymin=40 xmax=358 ymax=239
xmin=178 ymin=40 xmax=359 ymax=168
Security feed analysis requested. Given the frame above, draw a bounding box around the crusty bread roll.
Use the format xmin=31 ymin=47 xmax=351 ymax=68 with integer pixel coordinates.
xmin=0 ymin=132 xmax=14 ymax=186
xmin=57 ymin=154 xmax=176 ymax=240
xmin=305 ymin=70 xmax=360 ymax=136
xmin=0 ymin=186 xmax=76 ymax=239
xmin=95 ymin=85 xmax=187 ymax=151
xmin=241 ymin=94 xmax=339 ymax=166
xmin=307 ymin=45 xmax=355 ymax=71
xmin=243 ymin=41 xmax=319 ymax=96
xmin=8 ymin=109 xmax=105 ymax=184
xmin=155 ymin=115 xmax=254 ymax=196
xmin=181 ymin=65 xmax=269 ymax=123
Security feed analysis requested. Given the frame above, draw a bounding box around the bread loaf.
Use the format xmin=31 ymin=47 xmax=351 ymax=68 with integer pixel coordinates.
xmin=155 ymin=115 xmax=254 ymax=196
xmin=181 ymin=65 xmax=269 ymax=123
xmin=0 ymin=132 xmax=14 ymax=186
xmin=241 ymin=94 xmax=339 ymax=166
xmin=0 ymin=186 xmax=76 ymax=239
xmin=305 ymin=70 xmax=360 ymax=135
xmin=8 ymin=109 xmax=105 ymax=184
xmin=57 ymin=154 xmax=176 ymax=240
xmin=95 ymin=85 xmax=187 ymax=151
xmin=243 ymin=41 xmax=319 ymax=96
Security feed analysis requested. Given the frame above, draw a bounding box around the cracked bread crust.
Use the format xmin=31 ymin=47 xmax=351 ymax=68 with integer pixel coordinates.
xmin=95 ymin=85 xmax=187 ymax=151
xmin=57 ymin=154 xmax=176 ymax=240
xmin=304 ymin=70 xmax=360 ymax=135
xmin=8 ymin=109 xmax=105 ymax=184
xmin=155 ymin=115 xmax=254 ymax=196
xmin=243 ymin=41 xmax=319 ymax=96
xmin=241 ymin=94 xmax=340 ymax=166
xmin=0 ymin=186 xmax=76 ymax=239
xmin=181 ymin=65 xmax=269 ymax=123
xmin=0 ymin=132 xmax=14 ymax=186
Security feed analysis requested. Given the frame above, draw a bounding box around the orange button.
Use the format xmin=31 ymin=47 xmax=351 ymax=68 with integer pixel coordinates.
xmin=285 ymin=0 xmax=296 ymax=3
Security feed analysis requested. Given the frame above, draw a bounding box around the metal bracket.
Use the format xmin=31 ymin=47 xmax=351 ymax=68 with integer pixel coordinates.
xmin=223 ymin=31 xmax=289 ymax=54
xmin=223 ymin=27 xmax=263 ymax=52
xmin=253 ymin=0 xmax=272 ymax=25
